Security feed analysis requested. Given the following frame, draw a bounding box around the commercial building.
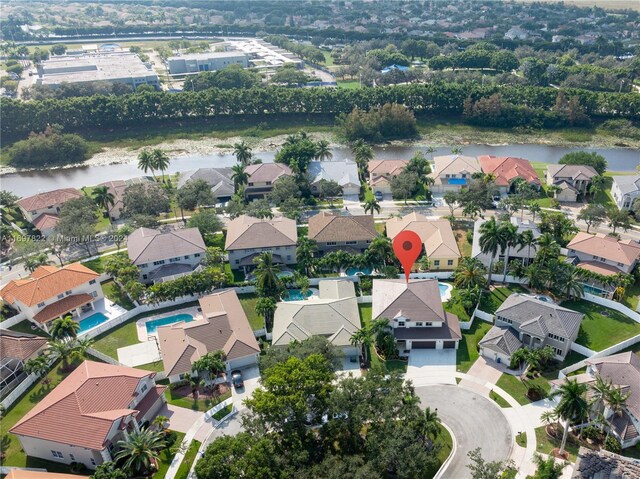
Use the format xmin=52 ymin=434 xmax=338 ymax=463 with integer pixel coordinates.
xmin=167 ymin=51 xmax=248 ymax=75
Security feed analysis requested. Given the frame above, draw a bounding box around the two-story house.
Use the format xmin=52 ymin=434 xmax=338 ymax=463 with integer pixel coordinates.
xmin=157 ymin=290 xmax=260 ymax=383
xmin=244 ymin=163 xmax=292 ymax=200
xmin=567 ymin=232 xmax=640 ymax=297
xmin=308 ymin=212 xmax=378 ymax=256
xmin=372 ymin=279 xmax=461 ymax=354
xmin=481 ymin=294 xmax=584 ymax=363
xmin=386 ymin=213 xmax=461 ymax=270
xmin=429 ymin=155 xmax=481 ymax=193
xmin=307 ymin=160 xmax=360 ymax=199
xmin=225 ymin=215 xmax=298 ymax=272
xmin=10 ymin=361 xmax=166 ymax=470
xmin=546 ymin=164 xmax=598 ymax=202
xmin=97 ymin=177 xmax=153 ymax=221
xmin=367 ymin=159 xmax=409 ymax=196
xmin=0 ymin=263 xmax=103 ymax=333
xmin=478 ymin=155 xmax=540 ymax=194
xmin=610 ymin=175 xmax=640 ymax=210
xmin=472 ymin=216 xmax=541 ymax=268
xmin=17 ymin=188 xmax=84 ymax=237
xmin=177 ymin=168 xmax=235 ymax=203
xmin=127 ymin=227 xmax=206 ymax=283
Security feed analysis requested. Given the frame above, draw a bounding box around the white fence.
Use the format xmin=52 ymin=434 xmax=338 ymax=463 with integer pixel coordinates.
xmin=570 ymin=343 xmax=596 ymax=358
xmin=460 ymin=306 xmax=494 ymax=330
xmin=87 ymin=347 xmax=123 ymax=365
xmin=310 ymin=276 xmax=358 ymax=285
xmin=582 ymin=293 xmax=640 ymax=323
xmin=408 ymin=272 xmax=454 ymax=280
xmin=0 ymin=311 xmax=27 ymax=329
xmin=357 ymin=295 xmax=372 ymax=303
xmin=204 ymin=397 xmax=233 ymax=422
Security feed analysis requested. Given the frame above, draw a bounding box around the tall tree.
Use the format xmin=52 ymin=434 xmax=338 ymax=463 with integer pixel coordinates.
xmin=233 ymin=140 xmax=253 ymax=167
xmin=500 ymin=221 xmax=519 ymax=283
xmin=255 ymin=296 xmax=277 ymax=332
xmin=607 ymin=207 xmax=631 ymax=234
xmin=137 ymin=149 xmax=156 ymax=179
xmin=114 ymin=428 xmax=166 ymax=476
xmin=577 ymin=203 xmax=607 ymax=233
xmin=453 ymin=257 xmax=487 ymax=290
xmin=363 ymin=198 xmax=381 ymax=216
xmin=151 ymin=149 xmax=170 ymax=182
xmin=92 ymin=186 xmax=115 ymax=222
xmin=50 ymin=315 xmax=80 ymax=339
xmin=253 ymin=252 xmax=283 ymax=299
xmin=314 ymin=139 xmax=332 ymax=161
xmin=478 ymin=218 xmax=505 ymax=285
xmin=231 ymin=164 xmax=249 ymax=192
xmin=551 ymin=379 xmax=589 ymax=456
xmin=296 ymin=237 xmax=318 ymax=276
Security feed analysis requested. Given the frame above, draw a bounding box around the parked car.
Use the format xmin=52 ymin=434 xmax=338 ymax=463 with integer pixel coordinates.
xmin=231 ymin=370 xmax=244 ymax=389
xmin=374 ymin=191 xmax=383 ymax=201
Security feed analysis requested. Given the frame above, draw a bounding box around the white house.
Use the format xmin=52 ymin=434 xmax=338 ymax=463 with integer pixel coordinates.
xmin=610 ymin=175 xmax=640 ymax=210
xmin=307 ymin=160 xmax=360 ymax=199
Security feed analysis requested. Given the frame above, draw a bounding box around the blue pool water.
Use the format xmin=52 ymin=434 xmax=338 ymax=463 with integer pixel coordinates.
xmin=284 ymin=289 xmax=313 ymax=301
xmin=345 ymin=267 xmax=373 ymax=276
xmin=146 ymin=313 xmax=194 ymax=334
xmin=78 ymin=312 xmax=110 ymax=334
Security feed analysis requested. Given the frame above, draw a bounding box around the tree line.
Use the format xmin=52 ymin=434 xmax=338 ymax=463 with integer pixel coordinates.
xmin=3 ymin=82 xmax=638 ymax=141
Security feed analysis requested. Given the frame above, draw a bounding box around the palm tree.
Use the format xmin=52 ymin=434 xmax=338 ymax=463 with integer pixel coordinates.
xmin=231 ymin=164 xmax=249 ymax=192
xmin=115 ymin=427 xmax=166 ymax=475
xmin=453 ymin=257 xmax=487 ymax=290
xmin=451 ymin=147 xmax=463 ymax=155
xmin=92 ymin=186 xmax=115 ymax=222
xmin=478 ymin=217 xmax=505 ymax=286
xmin=421 ymin=407 xmax=442 ymax=441
xmin=46 ymin=339 xmax=76 ymax=370
xmin=292 ymin=271 xmax=310 ymax=299
xmin=551 ymin=379 xmax=589 ymax=456
xmin=531 ymin=454 xmax=566 ymax=479
xmin=314 ymin=139 xmax=332 ymax=161
xmin=605 ymin=385 xmax=631 ymax=420
xmin=72 ymin=337 xmax=94 ymax=361
xmin=137 ymin=150 xmax=156 ymax=179
xmin=366 ymin=236 xmax=394 ymax=268
xmin=350 ymin=326 xmax=375 ymax=365
xmin=24 ymin=252 xmax=52 ymax=273
xmin=589 ymin=375 xmax=613 ymax=426
xmin=24 ymin=355 xmax=51 ymax=385
xmin=519 ymin=230 xmax=537 ymax=266
xmin=296 ymin=237 xmax=318 ymax=276
xmin=352 ymin=140 xmax=374 ymax=182
xmin=540 ymin=409 xmax=559 ymax=430
xmin=363 ymin=198 xmax=381 ymax=216
xmin=192 ymin=351 xmax=226 ymax=382
xmin=536 ymin=233 xmax=560 ymax=267
xmin=152 ymin=415 xmax=169 ymax=431
xmin=49 ymin=315 xmax=80 ymax=339
xmin=151 ymin=149 xmax=170 ymax=182
xmin=562 ymin=266 xmax=584 ymax=300
xmin=233 ymin=140 xmax=253 ymax=166
xmin=425 ymin=146 xmax=436 ymax=160
xmin=500 ymin=222 xmax=519 ymax=283
xmin=184 ymin=372 xmax=204 ymax=399
xmin=255 ymin=297 xmax=277 ymax=332
xmin=528 ymin=202 xmax=542 ymax=222
xmin=588 ymin=175 xmax=606 ymax=200
xmin=253 ymin=252 xmax=283 ymax=299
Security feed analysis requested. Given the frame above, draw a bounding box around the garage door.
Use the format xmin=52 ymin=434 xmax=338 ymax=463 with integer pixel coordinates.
xmin=443 ymin=341 xmax=456 ymax=349
xmin=412 ymin=341 xmax=436 ymax=349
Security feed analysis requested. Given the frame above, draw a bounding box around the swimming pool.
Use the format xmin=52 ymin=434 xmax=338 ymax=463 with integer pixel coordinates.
xmin=78 ymin=312 xmax=110 ymax=334
xmin=438 ymin=282 xmax=453 ymax=302
xmin=145 ymin=313 xmax=194 ymax=334
xmin=345 ymin=267 xmax=373 ymax=276
xmin=284 ymin=289 xmax=313 ymax=301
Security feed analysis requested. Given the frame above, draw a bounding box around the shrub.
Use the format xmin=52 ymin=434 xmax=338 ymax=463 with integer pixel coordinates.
xmin=6 ymin=126 xmax=90 ymax=167
xmin=341 ymin=103 xmax=417 ymax=142
xmin=604 ymin=436 xmax=621 ymax=453
xmin=165 ymin=430 xmax=178 ymax=448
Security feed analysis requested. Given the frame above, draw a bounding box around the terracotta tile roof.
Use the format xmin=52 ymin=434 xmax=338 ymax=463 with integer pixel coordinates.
xmin=157 ymin=290 xmax=259 ymax=377
xmin=32 ymin=213 xmax=59 ymax=231
xmin=577 ymin=261 xmax=623 ymax=276
xmin=308 ymin=212 xmax=378 ymax=243
xmin=568 ymin=232 xmax=640 ymax=267
xmin=6 ymin=471 xmax=90 ymax=479
xmin=17 ymin=188 xmax=83 ymax=212
xmin=127 ymin=227 xmax=206 ymax=265
xmin=0 ymin=330 xmax=48 ymax=361
xmin=0 ymin=263 xmax=99 ymax=307
xmin=245 ymin=163 xmax=292 ymax=183
xmin=225 ymin=215 xmax=297 ymax=251
xmin=386 ymin=213 xmax=460 ymax=259
xmin=32 ymin=293 xmax=94 ymax=324
xmin=478 ymin=155 xmax=540 ymax=187
xmin=367 ymin=159 xmax=409 ymax=177
xmin=10 ymin=361 xmax=156 ymax=450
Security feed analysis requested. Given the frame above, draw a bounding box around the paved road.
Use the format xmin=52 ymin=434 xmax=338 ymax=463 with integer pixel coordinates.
xmin=414 ymin=385 xmax=512 ymax=479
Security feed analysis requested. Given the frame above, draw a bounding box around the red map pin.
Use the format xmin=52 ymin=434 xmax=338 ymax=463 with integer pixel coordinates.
xmin=392 ymin=230 xmax=422 ymax=283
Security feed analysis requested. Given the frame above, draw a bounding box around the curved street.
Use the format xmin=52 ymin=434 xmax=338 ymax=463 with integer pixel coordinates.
xmin=414 ymin=385 xmax=513 ymax=479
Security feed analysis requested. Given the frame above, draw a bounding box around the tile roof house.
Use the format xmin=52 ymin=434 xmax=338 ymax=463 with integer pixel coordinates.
xmin=472 ymin=216 xmax=541 ymax=268
xmin=386 ymin=213 xmax=460 ymax=270
xmin=478 ymin=326 xmax=523 ymax=365
xmin=10 ymin=360 xmax=166 ymax=470
xmin=572 ymin=447 xmax=640 ymax=478
xmin=546 ymin=164 xmax=599 ymax=202
xmin=610 ymin=175 xmax=640 ymax=210
xmin=367 ymin=159 xmax=409 ymax=195
xmin=157 ymin=290 xmax=260 ymax=382
xmin=478 ymin=155 xmax=540 ymax=194
xmin=127 ymin=227 xmax=206 ymax=283
xmin=97 ymin=177 xmax=153 ymax=221
xmin=567 ymin=232 xmax=640 ymax=277
xmin=17 ymin=188 xmax=84 ymax=237
xmin=308 ymin=160 xmax=360 ymax=198
xmin=176 ymin=168 xmax=235 ymax=202
xmin=372 ymin=279 xmax=461 ymax=353
xmin=0 ymin=330 xmax=48 ymax=393
xmin=429 ymin=155 xmax=481 ymax=193
xmin=0 ymin=263 xmax=103 ymax=332
xmin=225 ymin=215 xmax=297 ymax=272
xmin=272 ymin=280 xmax=360 ymax=359
xmin=308 ymin=212 xmax=378 ymax=255
xmin=244 ymin=163 xmax=292 ymax=199
xmin=491 ymin=294 xmax=584 ymax=361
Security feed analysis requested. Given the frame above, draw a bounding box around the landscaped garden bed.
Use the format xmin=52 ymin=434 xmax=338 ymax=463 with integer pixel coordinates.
xmin=166 ymin=383 xmax=232 ymax=412
xmin=496 ymin=373 xmax=551 ymax=406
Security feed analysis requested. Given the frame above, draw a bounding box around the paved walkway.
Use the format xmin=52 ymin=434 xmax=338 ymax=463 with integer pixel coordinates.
xmin=459 ymin=357 xmax=504 ymax=394
xmin=158 ymin=404 xmax=203 ymax=434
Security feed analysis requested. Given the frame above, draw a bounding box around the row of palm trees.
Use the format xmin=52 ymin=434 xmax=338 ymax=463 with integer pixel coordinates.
xmin=137 ymin=148 xmax=171 ymax=181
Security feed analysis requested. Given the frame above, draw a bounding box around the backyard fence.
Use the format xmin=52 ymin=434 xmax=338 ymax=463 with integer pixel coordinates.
xmin=561 ymin=333 xmax=640 ymax=379
xmin=0 ymin=311 xmax=27 ymax=329
xmin=0 ymin=372 xmax=39 ymax=409
xmin=582 ymin=293 xmax=640 ymax=323
xmin=407 ymin=272 xmax=454 ymax=280
xmin=357 ymin=295 xmax=372 ymax=303
xmin=460 ymin=306 xmax=493 ymax=330
xmin=87 ymin=347 xmax=123 ymax=365
xmin=570 ymin=343 xmax=596 ymax=358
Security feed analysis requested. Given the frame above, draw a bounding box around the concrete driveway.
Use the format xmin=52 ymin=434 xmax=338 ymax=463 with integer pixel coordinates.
xmin=415 ymin=385 xmax=512 ymax=479
xmin=231 ymin=366 xmax=261 ymax=409
xmin=158 ymin=403 xmax=203 ymax=434
xmin=405 ymin=350 xmax=456 ymax=386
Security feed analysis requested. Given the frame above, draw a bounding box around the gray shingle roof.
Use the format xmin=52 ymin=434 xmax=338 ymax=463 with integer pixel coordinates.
xmin=611 ymin=175 xmax=640 ymax=195
xmin=127 ymin=227 xmax=206 ymax=265
xmin=307 ymin=160 xmax=359 ymax=188
xmin=573 ymin=447 xmax=640 ymax=478
xmin=547 ymin=164 xmax=598 ymax=181
xmin=177 ymin=168 xmax=234 ymax=199
xmin=495 ymin=294 xmax=583 ymax=341
xmin=478 ymin=326 xmax=522 ymax=356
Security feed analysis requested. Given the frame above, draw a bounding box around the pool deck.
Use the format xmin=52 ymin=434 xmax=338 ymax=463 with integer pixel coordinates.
xmin=440 ymin=283 xmax=453 ymax=302
xmin=135 ymin=306 xmax=202 ymax=342
xmin=77 ymin=298 xmax=128 ymax=336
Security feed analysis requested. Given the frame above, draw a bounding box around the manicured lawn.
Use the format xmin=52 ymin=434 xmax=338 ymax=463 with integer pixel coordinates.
xmin=81 ymin=251 xmax=127 ymax=273
xmin=238 ymin=293 xmax=264 ymax=331
xmin=496 ymin=373 xmax=551 ymax=406
xmin=478 ymin=285 xmax=529 ymax=314
xmin=423 ymin=424 xmax=453 ymax=478
xmin=212 ymin=404 xmax=233 ymax=420
xmin=489 ymin=390 xmax=512 ymax=408
xmin=166 ymin=390 xmax=232 ymax=412
xmin=174 ymin=439 xmax=201 ymax=479
xmin=621 ymin=444 xmax=640 ymax=460
xmin=9 ymin=320 xmax=49 ymax=337
xmin=337 ymin=80 xmax=361 ymax=89
xmin=358 ymin=303 xmax=407 ymax=373
xmin=534 ymin=425 xmax=580 ymax=462
xmin=563 ymin=299 xmax=640 ymax=352
xmin=154 ymin=431 xmax=186 ymax=479
xmin=622 ymin=280 xmax=640 ymax=311
xmin=453 ymin=229 xmax=472 ymax=257
xmin=102 ymin=280 xmax=136 ymax=310
xmin=456 ymin=320 xmax=492 ymax=373
xmin=321 ymin=51 xmax=334 ymax=66
xmin=516 ymin=432 xmax=527 ymax=447
xmin=444 ymin=289 xmax=471 ymax=322
xmin=137 ymin=360 xmax=165 ymax=372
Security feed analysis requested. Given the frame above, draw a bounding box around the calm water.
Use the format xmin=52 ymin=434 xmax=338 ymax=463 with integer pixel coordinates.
xmin=1 ymin=144 xmax=638 ymax=197
xmin=78 ymin=312 xmax=110 ymax=334
xmin=145 ymin=313 xmax=194 ymax=334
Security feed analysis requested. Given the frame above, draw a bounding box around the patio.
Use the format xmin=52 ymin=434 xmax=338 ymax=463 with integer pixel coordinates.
xmin=76 ymin=298 xmax=128 ymax=336
xmin=117 ymin=341 xmax=162 ymax=367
